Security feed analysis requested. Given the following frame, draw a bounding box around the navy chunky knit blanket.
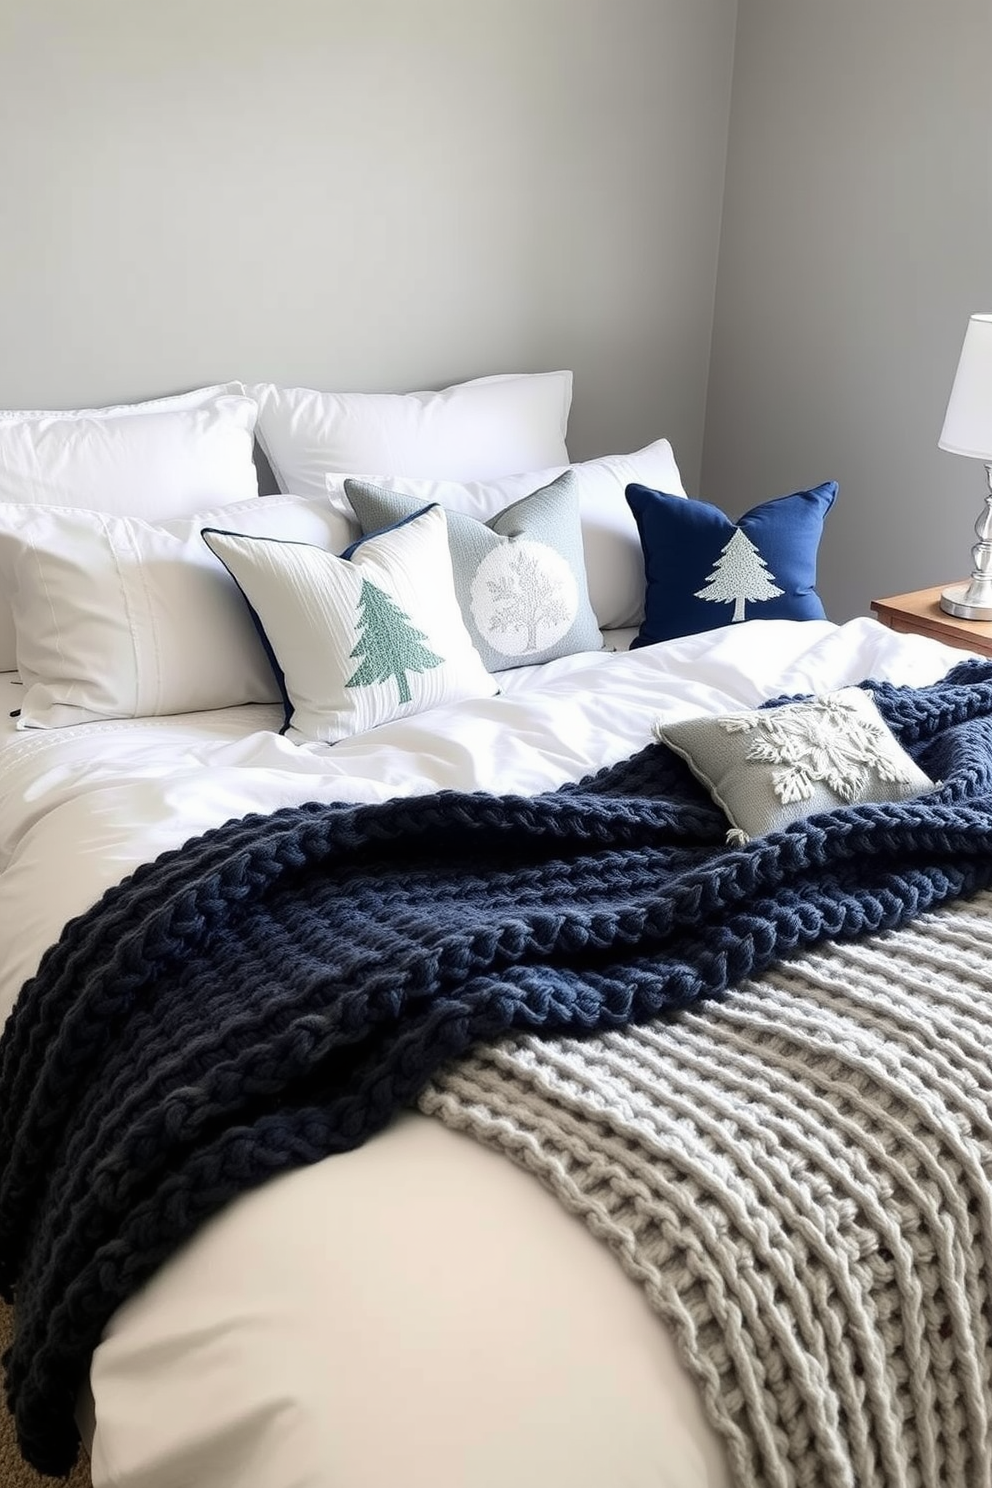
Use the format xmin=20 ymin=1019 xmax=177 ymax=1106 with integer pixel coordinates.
xmin=4 ymin=659 xmax=992 ymax=1475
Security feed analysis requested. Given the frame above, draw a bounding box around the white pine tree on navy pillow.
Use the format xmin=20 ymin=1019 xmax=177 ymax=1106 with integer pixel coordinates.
xmin=694 ymin=527 xmax=783 ymax=622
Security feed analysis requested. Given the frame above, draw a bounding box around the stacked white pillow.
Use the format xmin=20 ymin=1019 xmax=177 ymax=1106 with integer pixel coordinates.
xmin=326 ymin=440 xmax=687 ymax=631
xmin=249 ymin=372 xmax=574 ymax=491
xmin=0 ymin=383 xmax=260 ymax=671
xmin=2 ymin=495 xmax=355 ymax=728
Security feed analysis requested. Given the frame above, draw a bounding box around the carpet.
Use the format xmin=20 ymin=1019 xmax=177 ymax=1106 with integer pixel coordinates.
xmin=0 ymin=1300 xmax=91 ymax=1487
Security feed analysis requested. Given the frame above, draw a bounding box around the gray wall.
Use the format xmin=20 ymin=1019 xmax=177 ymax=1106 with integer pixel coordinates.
xmin=7 ymin=0 xmax=983 ymax=624
xmin=0 ymin=0 xmax=737 ymax=486
xmin=702 ymin=0 xmax=992 ymax=621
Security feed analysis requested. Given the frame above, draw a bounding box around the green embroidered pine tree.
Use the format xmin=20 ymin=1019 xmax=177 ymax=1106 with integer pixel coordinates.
xmin=346 ymin=578 xmax=444 ymax=704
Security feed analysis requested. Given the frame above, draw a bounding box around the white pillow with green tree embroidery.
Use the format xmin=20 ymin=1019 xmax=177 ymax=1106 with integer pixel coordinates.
xmin=655 ymin=687 xmax=936 ymax=842
xmin=202 ymin=503 xmax=497 ymax=743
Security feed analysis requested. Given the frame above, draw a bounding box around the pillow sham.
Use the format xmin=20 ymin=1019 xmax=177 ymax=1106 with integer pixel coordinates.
xmin=345 ymin=472 xmax=602 ymax=671
xmin=656 ymin=687 xmax=936 ymax=842
xmin=328 ymin=438 xmax=686 ymax=632
xmin=2 ymin=495 xmax=352 ymax=729
xmin=0 ymin=383 xmax=261 ymax=670
xmin=249 ymin=371 xmax=572 ymax=493
xmin=626 ymin=481 xmax=837 ymax=647
xmin=202 ymin=503 xmax=498 ymax=744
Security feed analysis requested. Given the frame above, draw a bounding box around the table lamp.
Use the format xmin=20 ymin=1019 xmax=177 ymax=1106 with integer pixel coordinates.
xmin=938 ymin=312 xmax=992 ymax=619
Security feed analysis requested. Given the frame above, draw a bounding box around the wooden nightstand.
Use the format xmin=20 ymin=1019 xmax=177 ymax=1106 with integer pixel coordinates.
xmin=871 ymin=584 xmax=992 ymax=657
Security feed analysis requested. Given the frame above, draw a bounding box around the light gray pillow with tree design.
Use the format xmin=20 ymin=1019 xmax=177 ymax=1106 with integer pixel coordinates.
xmin=655 ymin=687 xmax=937 ymax=842
xmin=345 ymin=470 xmax=603 ymax=672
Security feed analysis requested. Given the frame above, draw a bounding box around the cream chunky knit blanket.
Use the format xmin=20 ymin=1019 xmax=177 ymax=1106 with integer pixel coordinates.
xmin=420 ymin=887 xmax=992 ymax=1488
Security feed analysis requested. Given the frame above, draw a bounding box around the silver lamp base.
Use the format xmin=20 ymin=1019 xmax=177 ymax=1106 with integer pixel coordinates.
xmin=941 ymin=464 xmax=992 ymax=621
xmin=940 ymin=581 xmax=992 ymax=621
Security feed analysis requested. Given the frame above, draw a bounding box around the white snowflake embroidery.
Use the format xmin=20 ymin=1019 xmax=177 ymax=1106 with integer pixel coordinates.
xmin=719 ymin=694 xmax=914 ymax=804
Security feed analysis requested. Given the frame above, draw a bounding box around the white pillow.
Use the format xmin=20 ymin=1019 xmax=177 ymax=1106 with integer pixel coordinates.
xmin=249 ymin=372 xmax=573 ymax=494
xmin=3 ymin=495 xmax=353 ymax=729
xmin=0 ymin=383 xmax=261 ymax=669
xmin=327 ymin=439 xmax=687 ymax=631
xmin=202 ymin=503 xmax=498 ymax=744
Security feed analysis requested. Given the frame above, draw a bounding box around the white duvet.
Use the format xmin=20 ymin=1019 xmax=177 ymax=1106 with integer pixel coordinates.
xmin=0 ymin=618 xmax=970 ymax=1488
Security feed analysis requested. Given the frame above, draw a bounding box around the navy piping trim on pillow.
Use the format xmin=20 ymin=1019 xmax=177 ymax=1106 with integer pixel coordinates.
xmin=340 ymin=503 xmax=439 ymax=561
xmin=202 ymin=508 xmax=444 ymax=740
xmin=200 ymin=525 xmax=297 ymax=734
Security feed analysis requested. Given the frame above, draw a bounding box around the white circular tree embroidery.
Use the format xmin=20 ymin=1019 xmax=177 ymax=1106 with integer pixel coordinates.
xmin=694 ymin=527 xmax=783 ymax=622
xmin=470 ymin=541 xmax=577 ymax=657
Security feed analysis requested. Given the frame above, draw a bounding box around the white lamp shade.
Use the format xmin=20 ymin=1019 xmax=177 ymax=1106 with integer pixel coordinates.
xmin=939 ymin=313 xmax=992 ymax=459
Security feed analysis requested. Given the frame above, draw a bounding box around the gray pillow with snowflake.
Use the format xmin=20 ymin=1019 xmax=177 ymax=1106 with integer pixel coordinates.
xmin=655 ymin=687 xmax=937 ymax=842
xmin=345 ymin=471 xmax=603 ymax=671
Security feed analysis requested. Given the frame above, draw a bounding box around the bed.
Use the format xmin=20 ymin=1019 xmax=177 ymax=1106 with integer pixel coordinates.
xmin=1 ymin=375 xmax=991 ymax=1488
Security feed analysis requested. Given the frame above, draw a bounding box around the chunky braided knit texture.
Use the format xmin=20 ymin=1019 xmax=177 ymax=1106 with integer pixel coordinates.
xmin=421 ymin=892 xmax=992 ymax=1488
xmin=1 ymin=658 xmax=992 ymax=1475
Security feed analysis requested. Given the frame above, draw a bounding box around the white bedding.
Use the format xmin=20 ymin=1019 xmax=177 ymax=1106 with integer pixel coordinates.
xmin=0 ymin=619 xmax=971 ymax=1488
xmin=0 ymin=671 xmax=22 ymax=743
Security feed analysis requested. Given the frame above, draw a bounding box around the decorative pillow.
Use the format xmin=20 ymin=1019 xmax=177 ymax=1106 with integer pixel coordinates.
xmin=656 ymin=687 xmax=936 ymax=842
xmin=2 ymin=495 xmax=352 ymax=728
xmin=345 ymin=471 xmax=603 ymax=671
xmin=0 ymin=383 xmax=260 ymax=670
xmin=328 ymin=438 xmax=686 ymax=631
xmin=626 ymin=481 xmax=838 ymax=647
xmin=248 ymin=371 xmax=572 ymax=494
xmin=202 ymin=504 xmax=498 ymax=744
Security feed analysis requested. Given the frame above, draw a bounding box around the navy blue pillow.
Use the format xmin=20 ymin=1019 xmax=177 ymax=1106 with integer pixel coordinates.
xmin=626 ymin=481 xmax=837 ymax=647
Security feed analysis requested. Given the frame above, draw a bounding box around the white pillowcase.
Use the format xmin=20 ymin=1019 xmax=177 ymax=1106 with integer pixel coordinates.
xmin=249 ymin=371 xmax=573 ymax=494
xmin=3 ymin=495 xmax=353 ymax=729
xmin=203 ymin=503 xmax=498 ymax=744
xmin=327 ymin=439 xmax=687 ymax=631
xmin=0 ymin=383 xmax=261 ymax=670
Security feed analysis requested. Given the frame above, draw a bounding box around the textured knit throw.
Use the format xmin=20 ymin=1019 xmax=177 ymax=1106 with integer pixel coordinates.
xmin=421 ymin=890 xmax=992 ymax=1488
xmin=2 ymin=659 xmax=992 ymax=1476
